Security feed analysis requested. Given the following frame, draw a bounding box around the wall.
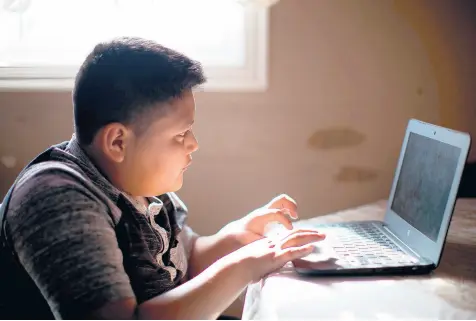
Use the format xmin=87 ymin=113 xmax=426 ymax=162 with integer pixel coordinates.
xmin=2 ymin=0 xmax=475 ymax=232
xmin=2 ymin=0 xmax=476 ymax=317
xmin=173 ymin=0 xmax=476 ymax=232
xmin=394 ymin=0 xmax=476 ymax=161
xmin=176 ymin=0 xmax=446 ymax=232
xmin=3 ymin=0 xmax=472 ymax=235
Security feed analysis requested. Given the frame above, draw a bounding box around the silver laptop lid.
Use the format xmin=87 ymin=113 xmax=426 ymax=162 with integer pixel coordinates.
xmin=384 ymin=119 xmax=471 ymax=266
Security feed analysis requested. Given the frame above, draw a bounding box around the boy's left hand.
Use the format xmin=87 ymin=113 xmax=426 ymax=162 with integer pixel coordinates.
xmin=220 ymin=194 xmax=323 ymax=245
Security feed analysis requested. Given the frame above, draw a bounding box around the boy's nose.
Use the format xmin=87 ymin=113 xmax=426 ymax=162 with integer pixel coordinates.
xmin=188 ymin=132 xmax=199 ymax=153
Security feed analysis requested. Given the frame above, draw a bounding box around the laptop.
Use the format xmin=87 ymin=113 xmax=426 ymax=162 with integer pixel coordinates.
xmin=293 ymin=119 xmax=471 ymax=276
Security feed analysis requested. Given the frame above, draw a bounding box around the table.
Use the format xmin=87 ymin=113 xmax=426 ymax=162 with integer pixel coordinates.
xmin=242 ymin=199 xmax=476 ymax=320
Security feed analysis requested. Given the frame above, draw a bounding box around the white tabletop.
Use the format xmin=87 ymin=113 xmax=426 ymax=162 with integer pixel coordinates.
xmin=242 ymin=199 xmax=476 ymax=320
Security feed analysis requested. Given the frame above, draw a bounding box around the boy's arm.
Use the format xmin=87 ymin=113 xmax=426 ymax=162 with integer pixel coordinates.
xmin=186 ymin=193 xmax=308 ymax=278
xmin=93 ymin=255 xmax=249 ymax=320
xmin=8 ymin=174 xmax=320 ymax=320
xmin=138 ymin=255 xmax=248 ymax=319
xmin=187 ymin=231 xmax=243 ymax=278
xmin=165 ymin=192 xmax=244 ymax=278
xmin=8 ymin=172 xmax=251 ymax=320
xmin=95 ymin=229 xmax=322 ymax=320
xmin=102 ymin=230 xmax=322 ymax=320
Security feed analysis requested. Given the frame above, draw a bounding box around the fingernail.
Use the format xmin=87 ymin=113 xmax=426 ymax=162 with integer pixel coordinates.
xmin=311 ymin=231 xmax=324 ymax=235
xmin=281 ymin=208 xmax=291 ymax=215
xmin=281 ymin=208 xmax=298 ymax=219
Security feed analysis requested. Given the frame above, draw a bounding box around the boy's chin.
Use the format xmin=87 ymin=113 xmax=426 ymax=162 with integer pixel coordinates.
xmin=169 ymin=176 xmax=185 ymax=192
xmin=147 ymin=176 xmax=184 ymax=196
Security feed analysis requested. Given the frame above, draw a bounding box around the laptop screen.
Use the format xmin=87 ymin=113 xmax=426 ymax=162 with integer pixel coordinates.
xmin=390 ymin=132 xmax=461 ymax=242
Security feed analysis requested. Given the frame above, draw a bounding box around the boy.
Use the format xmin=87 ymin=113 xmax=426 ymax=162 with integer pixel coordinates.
xmin=0 ymin=37 xmax=324 ymax=319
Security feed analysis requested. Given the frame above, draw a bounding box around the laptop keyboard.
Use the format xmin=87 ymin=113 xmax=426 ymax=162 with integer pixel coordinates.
xmin=321 ymin=223 xmax=419 ymax=267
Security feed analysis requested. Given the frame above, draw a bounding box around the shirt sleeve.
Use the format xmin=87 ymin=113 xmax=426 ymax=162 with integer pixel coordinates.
xmin=6 ymin=169 xmax=135 ymax=319
xmin=178 ymin=224 xmax=199 ymax=260
xmin=166 ymin=192 xmax=199 ymax=260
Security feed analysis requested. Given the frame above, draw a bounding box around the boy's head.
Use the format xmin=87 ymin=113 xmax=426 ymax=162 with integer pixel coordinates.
xmin=73 ymin=37 xmax=205 ymax=197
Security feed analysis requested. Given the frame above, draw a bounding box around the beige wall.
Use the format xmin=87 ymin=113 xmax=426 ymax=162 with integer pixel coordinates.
xmin=394 ymin=0 xmax=476 ymax=160
xmin=1 ymin=0 xmax=475 ymax=237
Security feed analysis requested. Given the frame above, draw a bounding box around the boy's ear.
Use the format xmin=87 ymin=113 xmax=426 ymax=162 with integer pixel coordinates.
xmin=95 ymin=123 xmax=132 ymax=163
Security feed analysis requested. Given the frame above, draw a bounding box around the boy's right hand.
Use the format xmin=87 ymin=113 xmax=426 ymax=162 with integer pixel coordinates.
xmin=224 ymin=229 xmax=325 ymax=283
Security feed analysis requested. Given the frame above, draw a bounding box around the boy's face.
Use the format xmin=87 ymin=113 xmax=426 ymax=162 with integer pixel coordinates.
xmin=118 ymin=90 xmax=198 ymax=196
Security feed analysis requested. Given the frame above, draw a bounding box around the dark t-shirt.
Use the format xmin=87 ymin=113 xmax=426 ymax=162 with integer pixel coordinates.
xmin=0 ymin=136 xmax=197 ymax=319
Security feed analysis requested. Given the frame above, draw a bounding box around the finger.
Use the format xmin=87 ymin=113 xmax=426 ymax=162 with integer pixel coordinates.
xmin=277 ymin=228 xmax=325 ymax=242
xmin=270 ymin=193 xmax=297 ymax=206
xmin=276 ymin=244 xmax=314 ymax=264
xmin=260 ymin=209 xmax=293 ymax=230
xmin=280 ymin=232 xmax=326 ymax=249
xmin=280 ymin=228 xmax=325 ymax=239
xmin=268 ymin=194 xmax=297 ymax=209
xmin=267 ymin=194 xmax=298 ymax=219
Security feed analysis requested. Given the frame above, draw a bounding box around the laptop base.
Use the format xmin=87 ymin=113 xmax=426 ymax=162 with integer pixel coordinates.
xmin=292 ymin=220 xmax=434 ymax=276
xmin=293 ymin=260 xmax=435 ymax=277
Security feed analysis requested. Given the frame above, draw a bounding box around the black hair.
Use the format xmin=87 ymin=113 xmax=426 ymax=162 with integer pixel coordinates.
xmin=72 ymin=36 xmax=206 ymax=145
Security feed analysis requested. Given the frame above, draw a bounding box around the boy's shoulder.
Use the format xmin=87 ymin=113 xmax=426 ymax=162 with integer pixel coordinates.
xmin=15 ymin=159 xmax=113 ymax=202
xmin=15 ymin=160 xmax=91 ymax=190
xmin=6 ymin=159 xmax=120 ymax=229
